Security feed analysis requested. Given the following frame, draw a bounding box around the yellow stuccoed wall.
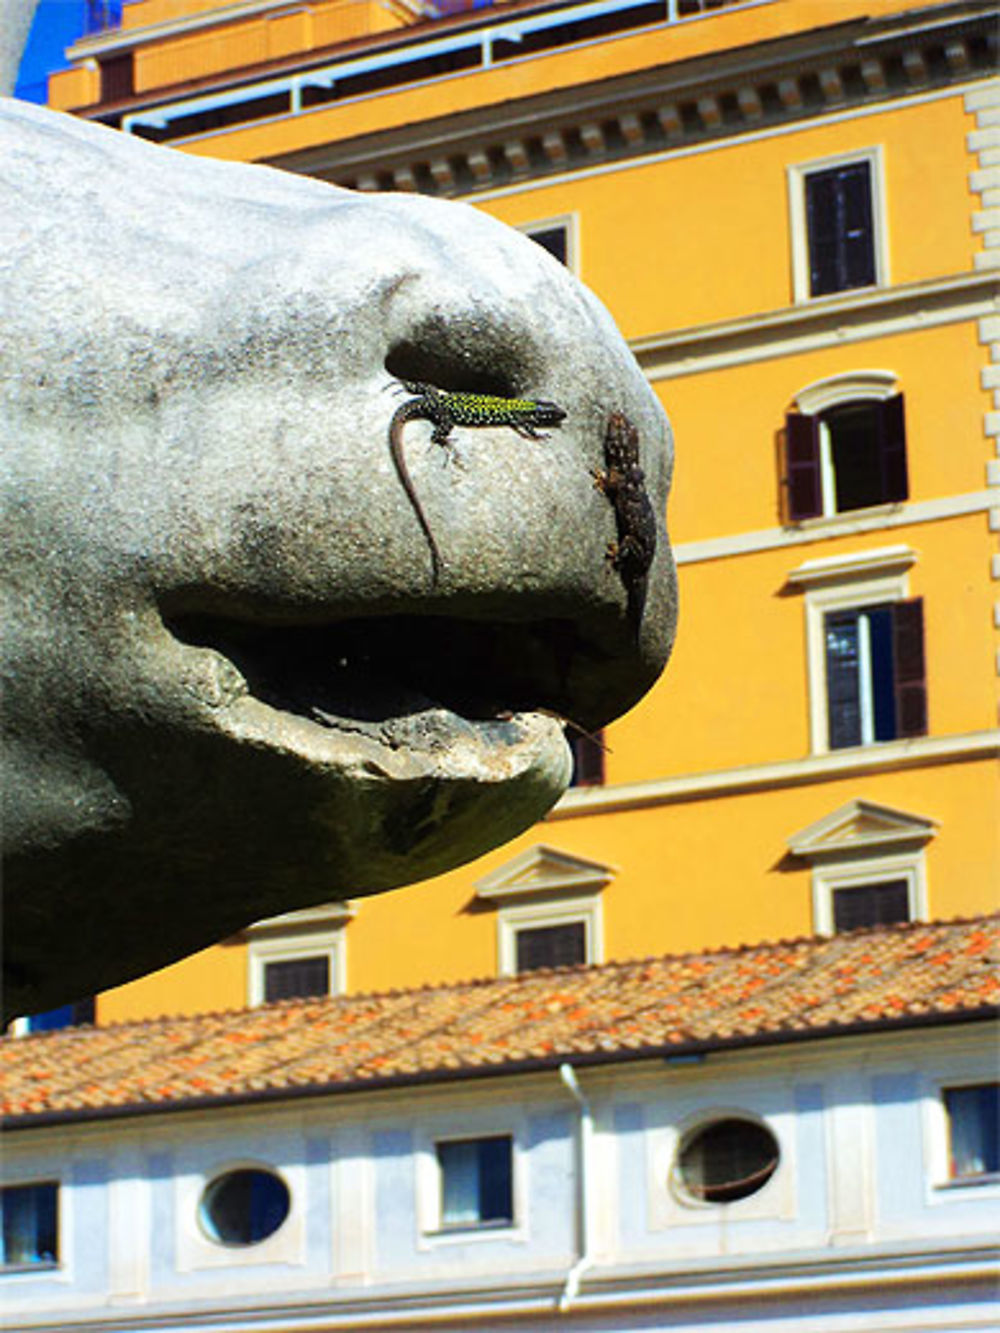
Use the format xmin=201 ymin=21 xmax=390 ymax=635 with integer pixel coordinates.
xmin=74 ymin=0 xmax=998 ymax=1024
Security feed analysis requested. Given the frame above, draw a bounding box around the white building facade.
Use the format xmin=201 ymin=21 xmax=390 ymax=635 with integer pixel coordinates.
xmin=3 ymin=1019 xmax=998 ymax=1332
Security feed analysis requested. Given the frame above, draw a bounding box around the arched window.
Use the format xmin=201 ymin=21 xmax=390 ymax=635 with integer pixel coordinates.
xmin=783 ymin=373 xmax=907 ymax=522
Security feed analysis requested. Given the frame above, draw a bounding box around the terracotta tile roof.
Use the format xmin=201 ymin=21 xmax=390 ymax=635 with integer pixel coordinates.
xmin=3 ymin=915 xmax=997 ymax=1126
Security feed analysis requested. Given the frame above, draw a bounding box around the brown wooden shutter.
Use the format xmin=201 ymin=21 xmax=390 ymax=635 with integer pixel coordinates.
xmin=784 ymin=412 xmax=822 ymax=520
xmin=893 ymin=598 xmax=926 ymax=737
xmin=99 ymin=53 xmax=134 ymax=104
xmin=569 ymin=731 xmax=605 ymax=787
xmin=878 ymin=394 xmax=908 ymax=503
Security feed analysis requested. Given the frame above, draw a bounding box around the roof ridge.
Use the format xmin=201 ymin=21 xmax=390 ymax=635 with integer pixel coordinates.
xmin=9 ymin=912 xmax=995 ymax=1043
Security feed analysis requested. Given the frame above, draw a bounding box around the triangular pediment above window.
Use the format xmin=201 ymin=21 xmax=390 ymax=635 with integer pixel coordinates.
xmin=475 ymin=845 xmax=615 ymax=901
xmin=788 ymin=800 xmax=938 ymax=860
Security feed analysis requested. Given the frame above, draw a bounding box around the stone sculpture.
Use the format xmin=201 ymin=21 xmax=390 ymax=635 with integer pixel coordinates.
xmin=1 ymin=99 xmax=676 ymax=1019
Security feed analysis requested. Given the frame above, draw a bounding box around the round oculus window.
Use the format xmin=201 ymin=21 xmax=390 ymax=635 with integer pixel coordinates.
xmin=675 ymin=1117 xmax=779 ymax=1204
xmin=200 ymin=1168 xmax=290 ymax=1246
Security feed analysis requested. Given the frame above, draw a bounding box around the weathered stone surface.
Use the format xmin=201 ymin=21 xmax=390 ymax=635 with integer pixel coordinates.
xmin=1 ymin=100 xmax=676 ymax=1018
xmin=0 ymin=1 xmax=37 ymax=98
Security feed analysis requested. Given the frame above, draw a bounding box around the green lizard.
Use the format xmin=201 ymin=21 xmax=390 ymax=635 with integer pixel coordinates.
xmin=389 ymin=379 xmax=567 ymax=583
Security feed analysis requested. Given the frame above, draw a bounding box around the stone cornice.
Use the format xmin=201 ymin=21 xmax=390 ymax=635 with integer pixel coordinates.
xmin=631 ymin=270 xmax=1000 ymax=380
xmin=261 ymin=2 xmax=996 ymax=195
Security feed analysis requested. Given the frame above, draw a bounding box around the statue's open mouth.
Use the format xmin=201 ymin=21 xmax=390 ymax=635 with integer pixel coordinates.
xmin=163 ymin=610 xmax=606 ymax=757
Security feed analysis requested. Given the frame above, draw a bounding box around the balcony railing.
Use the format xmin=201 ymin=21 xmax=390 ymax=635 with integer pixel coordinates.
xmin=119 ymin=0 xmax=772 ymax=141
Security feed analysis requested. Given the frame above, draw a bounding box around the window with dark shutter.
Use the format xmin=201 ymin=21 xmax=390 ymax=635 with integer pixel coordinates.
xmin=824 ymin=599 xmax=926 ymax=750
xmin=99 ymin=52 xmax=134 ymax=103
xmin=568 ymin=730 xmax=605 ymax=786
xmin=832 ymin=880 xmax=911 ymax=932
xmin=263 ymin=955 xmax=330 ymax=1002
xmin=784 ymin=413 xmax=822 ymax=521
xmin=893 ymin=597 xmax=927 ymax=737
xmin=785 ymin=394 xmax=907 ymax=522
xmin=805 ymin=162 xmax=876 ymax=297
xmin=514 ymin=921 xmax=586 ymax=972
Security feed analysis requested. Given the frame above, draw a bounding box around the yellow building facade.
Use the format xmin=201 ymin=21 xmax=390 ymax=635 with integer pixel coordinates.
xmin=46 ymin=0 xmax=999 ymax=1023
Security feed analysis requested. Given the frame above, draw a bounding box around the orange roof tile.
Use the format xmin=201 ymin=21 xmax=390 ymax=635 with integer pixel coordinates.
xmin=2 ymin=916 xmax=997 ymax=1126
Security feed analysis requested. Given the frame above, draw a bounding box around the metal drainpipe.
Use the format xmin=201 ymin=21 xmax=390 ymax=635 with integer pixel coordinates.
xmin=558 ymin=1062 xmax=593 ymax=1313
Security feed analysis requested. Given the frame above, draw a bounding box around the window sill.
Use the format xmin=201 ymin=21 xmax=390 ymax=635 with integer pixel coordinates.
xmin=784 ymin=501 xmax=906 ymax=538
xmin=426 ymin=1219 xmax=516 ymax=1238
xmin=0 ymin=1261 xmax=60 ymax=1276
xmin=935 ymin=1173 xmax=1000 ymax=1191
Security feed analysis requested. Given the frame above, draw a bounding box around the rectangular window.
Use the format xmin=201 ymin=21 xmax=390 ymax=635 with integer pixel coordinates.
xmin=944 ymin=1085 xmax=1000 ymax=1182
xmin=437 ymin=1136 xmax=513 ymax=1228
xmin=783 ymin=395 xmax=907 ymax=522
xmin=805 ymin=161 xmax=876 ymax=297
xmin=99 ymin=52 xmax=134 ymax=103
xmin=824 ymin=598 xmax=926 ymax=749
xmin=263 ymin=955 xmax=330 ymax=1003
xmin=568 ymin=730 xmax=605 ymax=787
xmin=831 ymin=879 xmax=910 ymax=932
xmin=514 ymin=921 xmax=587 ymax=972
xmin=1 ymin=1184 xmax=58 ymax=1268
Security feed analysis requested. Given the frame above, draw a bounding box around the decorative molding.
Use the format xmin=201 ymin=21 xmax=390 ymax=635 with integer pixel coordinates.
xmin=633 ymin=270 xmax=999 ymax=382
xmin=253 ymin=12 xmax=997 ymax=194
xmin=243 ymin=901 xmax=356 ymax=937
xmin=475 ymin=845 xmax=615 ymax=901
xmin=785 ymin=546 xmax=917 ymax=588
xmin=794 ymin=370 xmax=899 ymax=416
xmin=673 ymin=489 xmax=996 ymax=568
xmin=547 ymin=730 xmax=1000 ymax=819
xmin=788 ymin=799 xmax=938 ymax=860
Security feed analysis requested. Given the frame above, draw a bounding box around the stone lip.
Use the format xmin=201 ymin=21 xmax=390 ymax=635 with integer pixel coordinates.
xmin=0 ymin=100 xmax=677 ymax=1017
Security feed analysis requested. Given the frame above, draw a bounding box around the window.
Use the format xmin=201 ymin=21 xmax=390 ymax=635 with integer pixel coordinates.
xmin=263 ymin=955 xmax=329 ymax=1003
xmin=245 ymin=902 xmax=352 ymax=1006
xmin=674 ymin=1118 xmax=779 ymax=1205
xmin=788 ymin=149 xmax=887 ymax=302
xmin=788 ymin=798 xmax=935 ymax=936
xmin=831 ymin=879 xmax=910 ymax=932
xmin=568 ymin=729 xmax=605 ymax=787
xmin=514 ymin=921 xmax=586 ymax=972
xmin=805 ymin=161 xmax=876 ymax=296
xmin=1 ymin=1184 xmax=58 ymax=1268
xmin=199 ymin=1168 xmax=290 ymax=1247
xmin=824 ymin=598 xmax=926 ymax=749
xmin=784 ymin=394 xmax=907 ymax=522
xmin=437 ymin=1136 xmax=513 ymax=1229
xmin=519 ymin=216 xmax=575 ymax=270
xmin=475 ymin=845 xmax=610 ymax=976
xmin=99 ymin=52 xmax=134 ymax=103
xmin=944 ymin=1085 xmax=1000 ymax=1182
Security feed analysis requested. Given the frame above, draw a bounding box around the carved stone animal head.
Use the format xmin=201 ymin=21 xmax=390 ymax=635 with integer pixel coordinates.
xmin=1 ymin=100 xmax=676 ymax=1019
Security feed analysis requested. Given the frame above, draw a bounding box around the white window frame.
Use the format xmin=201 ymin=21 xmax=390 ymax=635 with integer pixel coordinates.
xmin=648 ymin=1095 xmax=797 ymax=1231
xmin=497 ymin=894 xmax=603 ymax=977
xmin=787 ymin=548 xmax=915 ymax=754
xmin=246 ymin=903 xmax=352 ymax=1006
xmin=176 ymin=1153 xmax=306 ymax=1271
xmin=925 ymin=1077 xmax=1000 ymax=1198
xmin=787 ymin=146 xmax=889 ymax=304
xmin=517 ymin=213 xmax=578 ymax=273
xmin=792 ymin=371 xmax=902 ymax=523
xmin=811 ymin=849 xmax=927 ymax=936
xmin=416 ymin=1121 xmax=527 ymax=1245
